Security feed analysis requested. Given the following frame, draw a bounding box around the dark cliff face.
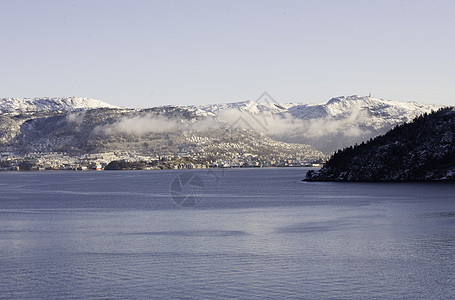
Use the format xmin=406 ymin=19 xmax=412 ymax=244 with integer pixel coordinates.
xmin=306 ymin=107 xmax=455 ymax=182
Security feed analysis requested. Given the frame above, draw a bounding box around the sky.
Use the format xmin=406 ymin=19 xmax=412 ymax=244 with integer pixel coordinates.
xmin=1 ymin=0 xmax=454 ymax=107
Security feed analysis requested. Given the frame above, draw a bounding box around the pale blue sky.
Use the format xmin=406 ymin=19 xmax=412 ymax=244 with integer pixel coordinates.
xmin=1 ymin=0 xmax=454 ymax=107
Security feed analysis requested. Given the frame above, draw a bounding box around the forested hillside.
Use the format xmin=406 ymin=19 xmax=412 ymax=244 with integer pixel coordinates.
xmin=306 ymin=107 xmax=455 ymax=181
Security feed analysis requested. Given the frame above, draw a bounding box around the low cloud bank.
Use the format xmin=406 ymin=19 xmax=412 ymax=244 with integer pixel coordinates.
xmin=92 ymin=109 xmax=371 ymax=138
xmin=95 ymin=114 xmax=179 ymax=135
xmin=218 ymin=108 xmax=370 ymax=138
xmin=93 ymin=114 xmax=222 ymax=136
xmin=90 ymin=108 xmax=372 ymax=154
xmin=66 ymin=111 xmax=86 ymax=132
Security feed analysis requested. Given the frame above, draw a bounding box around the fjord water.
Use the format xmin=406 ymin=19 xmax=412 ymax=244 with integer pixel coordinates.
xmin=0 ymin=169 xmax=454 ymax=299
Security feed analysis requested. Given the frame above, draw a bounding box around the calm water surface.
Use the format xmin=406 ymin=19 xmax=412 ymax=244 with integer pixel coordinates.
xmin=0 ymin=168 xmax=454 ymax=299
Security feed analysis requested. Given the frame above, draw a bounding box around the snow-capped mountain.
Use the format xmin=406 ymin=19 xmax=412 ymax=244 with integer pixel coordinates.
xmin=0 ymin=94 xmax=444 ymax=160
xmin=192 ymin=95 xmax=439 ymax=124
xmin=0 ymin=97 xmax=118 ymax=114
xmin=0 ymin=104 xmax=324 ymax=169
xmin=188 ymin=100 xmax=294 ymax=116
xmin=190 ymin=95 xmax=442 ymax=153
xmin=290 ymin=95 xmax=439 ymax=122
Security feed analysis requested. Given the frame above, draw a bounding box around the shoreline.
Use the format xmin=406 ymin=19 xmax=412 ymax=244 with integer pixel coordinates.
xmin=0 ymin=165 xmax=319 ymax=172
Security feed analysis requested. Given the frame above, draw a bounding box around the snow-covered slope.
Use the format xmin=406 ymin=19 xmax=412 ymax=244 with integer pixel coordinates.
xmin=192 ymin=95 xmax=439 ymax=123
xmin=287 ymin=95 xmax=440 ymax=127
xmin=190 ymin=100 xmax=295 ymax=116
xmin=190 ymin=95 xmax=442 ymax=153
xmin=0 ymin=94 xmax=443 ymax=155
xmin=0 ymin=97 xmax=118 ymax=114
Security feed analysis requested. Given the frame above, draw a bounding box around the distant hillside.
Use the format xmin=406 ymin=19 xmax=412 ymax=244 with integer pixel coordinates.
xmin=0 ymin=97 xmax=118 ymax=115
xmin=191 ymin=95 xmax=441 ymax=154
xmin=0 ymin=95 xmax=442 ymax=168
xmin=0 ymin=105 xmax=323 ymax=165
xmin=305 ymin=107 xmax=455 ymax=181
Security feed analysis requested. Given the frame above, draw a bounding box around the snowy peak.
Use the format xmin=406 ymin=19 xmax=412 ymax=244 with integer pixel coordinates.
xmin=191 ymin=95 xmax=440 ymax=122
xmin=324 ymin=95 xmax=417 ymax=110
xmin=187 ymin=95 xmax=443 ymax=154
xmin=239 ymin=100 xmax=294 ymax=114
xmin=190 ymin=100 xmax=297 ymax=118
xmin=0 ymin=97 xmax=118 ymax=114
xmin=324 ymin=95 xmax=434 ymax=110
xmin=290 ymin=95 xmax=441 ymax=121
xmin=190 ymin=100 xmax=288 ymax=115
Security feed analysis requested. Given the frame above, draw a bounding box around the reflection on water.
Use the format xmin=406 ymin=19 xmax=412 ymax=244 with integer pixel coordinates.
xmin=0 ymin=169 xmax=454 ymax=299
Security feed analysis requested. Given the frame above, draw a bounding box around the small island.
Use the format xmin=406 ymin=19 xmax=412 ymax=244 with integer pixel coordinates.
xmin=305 ymin=107 xmax=455 ymax=182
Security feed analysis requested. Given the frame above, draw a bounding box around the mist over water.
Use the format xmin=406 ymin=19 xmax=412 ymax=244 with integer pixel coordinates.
xmin=0 ymin=169 xmax=454 ymax=299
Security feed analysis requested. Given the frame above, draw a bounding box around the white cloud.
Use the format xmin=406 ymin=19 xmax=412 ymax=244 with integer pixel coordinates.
xmin=217 ymin=108 xmax=369 ymax=138
xmin=95 ymin=114 xmax=179 ymax=135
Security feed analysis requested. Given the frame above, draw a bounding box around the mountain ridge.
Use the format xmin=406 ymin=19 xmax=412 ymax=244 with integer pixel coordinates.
xmin=188 ymin=95 xmax=441 ymax=154
xmin=0 ymin=95 xmax=444 ymax=171
xmin=0 ymin=97 xmax=118 ymax=115
xmin=2 ymin=95 xmax=440 ymax=121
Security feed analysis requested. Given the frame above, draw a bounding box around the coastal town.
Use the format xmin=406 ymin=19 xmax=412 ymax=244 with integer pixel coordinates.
xmin=0 ymin=150 xmax=324 ymax=171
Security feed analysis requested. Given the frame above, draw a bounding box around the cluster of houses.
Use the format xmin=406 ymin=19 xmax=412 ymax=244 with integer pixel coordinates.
xmin=0 ymin=151 xmax=323 ymax=171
